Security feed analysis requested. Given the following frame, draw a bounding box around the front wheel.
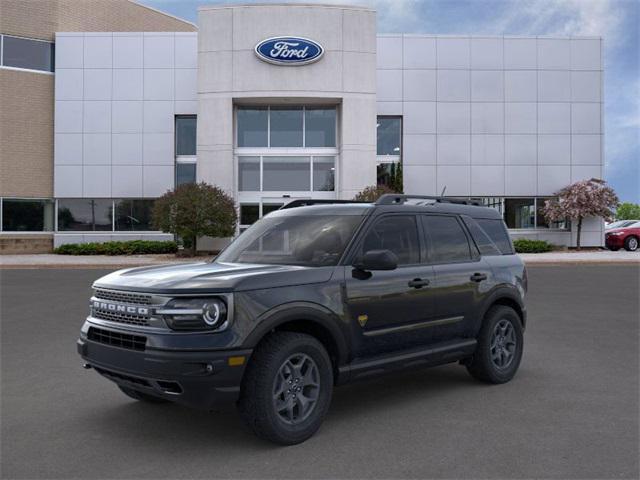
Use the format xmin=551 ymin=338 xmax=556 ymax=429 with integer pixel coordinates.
xmin=238 ymin=332 xmax=333 ymax=445
xmin=466 ymin=306 xmax=524 ymax=384
xmin=624 ymin=236 xmax=639 ymax=251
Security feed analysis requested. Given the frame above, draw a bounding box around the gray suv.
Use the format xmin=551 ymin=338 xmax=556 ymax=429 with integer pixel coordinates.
xmin=78 ymin=194 xmax=527 ymax=444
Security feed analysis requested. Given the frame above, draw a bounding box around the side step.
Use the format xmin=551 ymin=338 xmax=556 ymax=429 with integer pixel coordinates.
xmin=336 ymin=338 xmax=477 ymax=384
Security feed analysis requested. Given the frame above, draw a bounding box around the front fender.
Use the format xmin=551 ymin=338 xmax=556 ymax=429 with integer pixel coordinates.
xmin=242 ymin=302 xmax=350 ymax=365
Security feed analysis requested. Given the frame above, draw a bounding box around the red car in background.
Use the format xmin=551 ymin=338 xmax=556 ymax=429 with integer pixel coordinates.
xmin=605 ymin=221 xmax=640 ymax=251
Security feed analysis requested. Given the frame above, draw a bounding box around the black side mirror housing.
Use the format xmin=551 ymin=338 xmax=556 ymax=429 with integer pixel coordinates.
xmin=354 ymin=249 xmax=399 ymax=271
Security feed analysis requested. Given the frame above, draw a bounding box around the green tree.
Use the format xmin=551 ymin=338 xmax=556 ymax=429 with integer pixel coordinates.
xmin=616 ymin=202 xmax=640 ymax=220
xmin=152 ymin=182 xmax=237 ymax=256
xmin=353 ymin=184 xmax=396 ymax=202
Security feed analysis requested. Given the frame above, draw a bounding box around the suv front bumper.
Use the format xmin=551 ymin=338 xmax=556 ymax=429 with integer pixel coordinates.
xmin=77 ymin=331 xmax=252 ymax=410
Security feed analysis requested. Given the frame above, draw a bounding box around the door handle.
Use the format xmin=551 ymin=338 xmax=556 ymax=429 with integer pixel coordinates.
xmin=408 ymin=278 xmax=430 ymax=289
xmin=470 ymin=272 xmax=488 ymax=282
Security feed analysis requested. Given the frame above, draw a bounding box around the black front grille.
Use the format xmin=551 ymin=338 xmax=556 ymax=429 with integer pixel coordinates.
xmin=94 ymin=289 xmax=152 ymax=305
xmin=88 ymin=327 xmax=146 ymax=351
xmin=93 ymin=366 xmax=151 ymax=387
xmin=92 ymin=309 xmax=150 ymax=327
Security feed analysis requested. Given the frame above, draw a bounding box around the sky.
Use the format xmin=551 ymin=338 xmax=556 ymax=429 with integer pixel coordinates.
xmin=141 ymin=0 xmax=639 ymax=203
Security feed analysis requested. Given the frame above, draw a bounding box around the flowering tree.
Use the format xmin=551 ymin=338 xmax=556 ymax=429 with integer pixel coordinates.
xmin=353 ymin=184 xmax=396 ymax=202
xmin=543 ymin=178 xmax=619 ymax=250
xmin=152 ymin=182 xmax=237 ymax=256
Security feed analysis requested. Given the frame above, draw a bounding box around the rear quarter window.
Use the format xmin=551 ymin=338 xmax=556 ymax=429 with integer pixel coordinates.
xmin=474 ymin=218 xmax=514 ymax=255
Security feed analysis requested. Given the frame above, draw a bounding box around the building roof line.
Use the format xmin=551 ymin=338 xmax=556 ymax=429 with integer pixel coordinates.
xmin=129 ymin=0 xmax=198 ymax=30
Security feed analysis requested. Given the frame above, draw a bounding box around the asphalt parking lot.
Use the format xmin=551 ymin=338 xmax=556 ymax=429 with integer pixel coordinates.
xmin=1 ymin=266 xmax=638 ymax=479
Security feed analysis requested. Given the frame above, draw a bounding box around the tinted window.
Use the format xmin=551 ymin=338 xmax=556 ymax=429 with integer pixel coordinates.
xmin=238 ymin=156 xmax=260 ymax=191
xmin=114 ymin=199 xmax=155 ymax=231
xmin=476 ymin=218 xmax=513 ymax=254
xmin=313 ymin=157 xmax=335 ymax=191
xmin=57 ymin=199 xmax=112 ymax=231
xmin=504 ymin=198 xmax=534 ymax=228
xmin=176 ymin=163 xmax=196 ymax=186
xmin=423 ymin=215 xmax=471 ymax=263
xmin=237 ymin=107 xmax=268 ymax=147
xmin=2 ymin=199 xmax=53 ymax=231
xmin=360 ymin=215 xmax=420 ymax=265
xmin=175 ymin=116 xmax=196 ymax=155
xmin=462 ymin=216 xmax=501 ymax=256
xmin=305 ymin=108 xmax=336 ymax=147
xmin=263 ymin=156 xmax=310 ymax=191
xmin=270 ymin=107 xmax=303 ymax=147
xmin=240 ymin=204 xmax=259 ymax=225
xmin=377 ymin=117 xmax=401 ymax=156
xmin=2 ymin=35 xmax=54 ymax=72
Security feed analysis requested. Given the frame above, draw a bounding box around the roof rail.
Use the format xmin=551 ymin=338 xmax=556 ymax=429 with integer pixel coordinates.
xmin=280 ymin=199 xmax=367 ymax=209
xmin=375 ymin=194 xmax=481 ymax=206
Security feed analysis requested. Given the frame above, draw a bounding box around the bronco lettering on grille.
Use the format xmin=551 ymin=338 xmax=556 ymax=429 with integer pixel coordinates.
xmin=92 ymin=300 xmax=149 ymax=316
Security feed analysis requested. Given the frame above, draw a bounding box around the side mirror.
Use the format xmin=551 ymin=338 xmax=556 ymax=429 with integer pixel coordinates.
xmin=354 ymin=249 xmax=398 ymax=271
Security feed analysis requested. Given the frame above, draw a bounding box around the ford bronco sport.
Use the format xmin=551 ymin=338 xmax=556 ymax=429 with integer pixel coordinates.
xmin=78 ymin=194 xmax=527 ymax=445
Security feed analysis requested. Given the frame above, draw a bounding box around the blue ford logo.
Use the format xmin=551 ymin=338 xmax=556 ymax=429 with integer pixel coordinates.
xmin=255 ymin=37 xmax=324 ymax=66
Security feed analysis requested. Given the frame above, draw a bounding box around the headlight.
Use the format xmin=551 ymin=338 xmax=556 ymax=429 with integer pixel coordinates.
xmin=609 ymin=231 xmax=624 ymax=236
xmin=156 ymin=298 xmax=228 ymax=331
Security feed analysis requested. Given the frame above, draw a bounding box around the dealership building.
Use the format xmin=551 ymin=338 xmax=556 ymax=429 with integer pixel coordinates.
xmin=0 ymin=1 xmax=605 ymax=252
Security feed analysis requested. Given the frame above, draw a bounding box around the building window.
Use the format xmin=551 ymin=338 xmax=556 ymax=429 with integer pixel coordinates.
xmin=240 ymin=204 xmax=260 ymax=226
xmin=504 ymin=198 xmax=535 ymax=229
xmin=1 ymin=35 xmax=54 ymax=73
xmin=57 ymin=199 xmax=112 ymax=231
xmin=175 ymin=116 xmax=196 ymax=186
xmin=536 ymin=197 xmax=569 ymax=229
xmin=1 ymin=198 xmax=54 ymax=231
xmin=237 ymin=156 xmax=335 ymax=192
xmin=236 ymin=106 xmax=337 ymax=148
xmin=114 ymin=199 xmax=155 ymax=231
xmin=175 ymin=116 xmax=196 ymax=156
xmin=376 ymin=116 xmax=402 ymax=190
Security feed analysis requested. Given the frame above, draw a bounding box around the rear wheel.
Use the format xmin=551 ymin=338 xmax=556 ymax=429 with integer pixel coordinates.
xmin=238 ymin=332 xmax=333 ymax=445
xmin=466 ymin=306 xmax=523 ymax=384
xmin=624 ymin=236 xmax=638 ymax=251
xmin=118 ymin=385 xmax=169 ymax=403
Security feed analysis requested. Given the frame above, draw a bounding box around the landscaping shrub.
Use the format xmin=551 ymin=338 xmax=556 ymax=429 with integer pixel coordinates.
xmin=513 ymin=239 xmax=554 ymax=254
xmin=54 ymin=240 xmax=177 ymax=255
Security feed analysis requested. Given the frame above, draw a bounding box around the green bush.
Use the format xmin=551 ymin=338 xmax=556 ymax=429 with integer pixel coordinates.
xmin=513 ymin=238 xmax=554 ymax=254
xmin=54 ymin=240 xmax=177 ymax=255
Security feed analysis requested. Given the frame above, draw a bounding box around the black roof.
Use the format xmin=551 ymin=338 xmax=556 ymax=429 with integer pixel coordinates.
xmin=277 ymin=196 xmax=502 ymax=220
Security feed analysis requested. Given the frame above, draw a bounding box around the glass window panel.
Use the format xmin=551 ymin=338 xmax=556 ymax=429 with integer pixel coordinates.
xmin=313 ymin=157 xmax=335 ymax=191
xmin=476 ymin=218 xmax=514 ymax=254
xmin=270 ymin=107 xmax=303 ymax=147
xmin=2 ymin=36 xmax=54 ymax=72
xmin=237 ymin=107 xmax=268 ymax=147
xmin=175 ymin=116 xmax=196 ymax=155
xmin=423 ymin=215 xmax=472 ymax=262
xmin=360 ymin=215 xmax=420 ymax=265
xmin=176 ymin=163 xmax=196 ymax=186
xmin=262 ymin=204 xmax=283 ymax=216
xmin=2 ymin=199 xmax=53 ymax=231
xmin=480 ymin=197 xmax=503 ymax=214
xmin=57 ymin=199 xmax=112 ymax=231
xmin=238 ymin=156 xmax=260 ymax=191
xmin=263 ymin=156 xmax=310 ymax=191
xmin=504 ymin=198 xmax=535 ymax=229
xmin=240 ymin=204 xmax=259 ymax=225
xmin=114 ymin=199 xmax=155 ymax=231
xmin=377 ymin=161 xmax=402 ymax=190
xmin=305 ymin=107 xmax=336 ymax=147
xmin=536 ymin=197 xmax=568 ymax=229
xmin=462 ymin=216 xmax=502 ymax=256
xmin=377 ymin=117 xmax=401 ymax=156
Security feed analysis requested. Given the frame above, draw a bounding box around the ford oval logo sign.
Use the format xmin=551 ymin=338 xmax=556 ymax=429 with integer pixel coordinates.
xmin=255 ymin=37 xmax=324 ymax=66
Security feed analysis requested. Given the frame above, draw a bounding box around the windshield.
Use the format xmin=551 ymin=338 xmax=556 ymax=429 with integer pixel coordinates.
xmin=216 ymin=214 xmax=364 ymax=267
xmin=607 ymin=220 xmax=636 ymax=229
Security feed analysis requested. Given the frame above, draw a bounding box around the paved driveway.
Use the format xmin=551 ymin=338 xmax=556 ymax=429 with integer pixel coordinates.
xmin=1 ymin=266 xmax=638 ymax=479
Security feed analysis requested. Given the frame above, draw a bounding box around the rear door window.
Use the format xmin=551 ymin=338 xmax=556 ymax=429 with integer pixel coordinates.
xmin=422 ymin=215 xmax=472 ymax=263
xmin=475 ymin=218 xmax=514 ymax=254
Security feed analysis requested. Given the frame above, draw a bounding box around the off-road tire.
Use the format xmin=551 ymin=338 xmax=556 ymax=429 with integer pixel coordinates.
xmin=466 ymin=305 xmax=523 ymax=384
xmin=624 ymin=236 xmax=638 ymax=251
xmin=238 ymin=332 xmax=333 ymax=445
xmin=118 ymin=385 xmax=169 ymax=403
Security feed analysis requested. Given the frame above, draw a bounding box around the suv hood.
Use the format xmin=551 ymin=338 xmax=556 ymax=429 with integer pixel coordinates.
xmin=93 ymin=261 xmax=335 ymax=294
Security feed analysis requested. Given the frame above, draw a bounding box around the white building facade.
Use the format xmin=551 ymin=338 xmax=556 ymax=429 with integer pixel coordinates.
xmin=51 ymin=3 xmax=604 ymax=248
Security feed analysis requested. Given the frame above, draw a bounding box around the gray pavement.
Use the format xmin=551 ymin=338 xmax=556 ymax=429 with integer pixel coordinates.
xmin=1 ymin=266 xmax=638 ymax=479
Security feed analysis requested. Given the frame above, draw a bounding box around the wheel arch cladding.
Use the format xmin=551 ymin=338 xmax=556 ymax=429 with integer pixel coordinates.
xmin=487 ymin=297 xmax=525 ymax=329
xmin=244 ymin=305 xmax=349 ymax=372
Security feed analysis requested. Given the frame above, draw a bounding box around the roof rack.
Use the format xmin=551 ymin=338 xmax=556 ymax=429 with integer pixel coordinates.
xmin=375 ymin=194 xmax=481 ymax=206
xmin=280 ymin=199 xmax=367 ymax=209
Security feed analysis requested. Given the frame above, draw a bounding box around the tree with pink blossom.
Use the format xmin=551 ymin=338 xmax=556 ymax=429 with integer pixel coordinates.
xmin=543 ymin=178 xmax=619 ymax=250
